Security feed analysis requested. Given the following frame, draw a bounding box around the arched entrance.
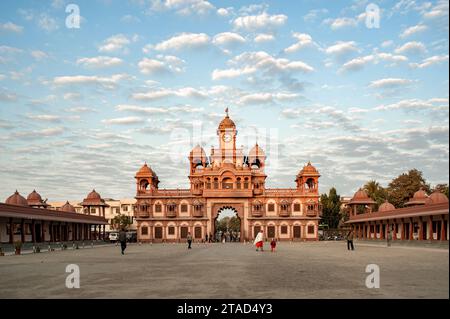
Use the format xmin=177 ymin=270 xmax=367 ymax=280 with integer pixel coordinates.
xmin=212 ymin=204 xmax=245 ymax=242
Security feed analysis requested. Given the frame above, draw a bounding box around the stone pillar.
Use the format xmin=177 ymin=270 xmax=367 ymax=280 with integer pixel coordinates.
xmin=429 ymin=217 xmax=433 ymax=240
xmin=400 ymin=222 xmax=405 ymax=240
xmin=102 ymin=225 xmax=106 ymax=240
xmin=41 ymin=221 xmax=45 ymax=242
xmin=409 ymin=219 xmax=413 ymax=240
xmin=21 ymin=219 xmax=25 ymax=243
xmin=440 ymin=218 xmax=446 ymax=241
xmin=9 ymin=218 xmax=14 ymax=244
xmin=31 ymin=220 xmax=36 ymax=244
xmin=418 ymin=217 xmax=423 ymax=240
xmin=380 ymin=222 xmax=384 ymax=240
xmin=393 ymin=222 xmax=397 ymax=240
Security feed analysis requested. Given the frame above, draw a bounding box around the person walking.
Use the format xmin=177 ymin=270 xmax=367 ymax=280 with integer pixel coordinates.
xmin=270 ymin=238 xmax=277 ymax=252
xmin=119 ymin=228 xmax=127 ymax=255
xmin=387 ymin=227 xmax=392 ymax=247
xmin=254 ymin=229 xmax=264 ymax=252
xmin=187 ymin=232 xmax=193 ymax=249
xmin=346 ymin=229 xmax=354 ymax=251
xmin=209 ymin=232 xmax=213 ymax=243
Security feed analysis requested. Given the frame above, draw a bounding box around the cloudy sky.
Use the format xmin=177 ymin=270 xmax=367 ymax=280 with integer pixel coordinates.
xmin=0 ymin=0 xmax=448 ymax=201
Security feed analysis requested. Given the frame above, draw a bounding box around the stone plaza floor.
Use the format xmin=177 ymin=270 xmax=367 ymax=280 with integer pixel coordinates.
xmin=0 ymin=241 xmax=448 ymax=299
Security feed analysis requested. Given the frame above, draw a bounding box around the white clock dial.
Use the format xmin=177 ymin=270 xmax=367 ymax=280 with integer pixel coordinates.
xmin=223 ymin=133 xmax=232 ymax=142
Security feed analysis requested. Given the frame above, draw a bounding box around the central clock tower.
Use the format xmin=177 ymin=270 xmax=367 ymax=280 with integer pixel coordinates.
xmin=217 ymin=108 xmax=237 ymax=161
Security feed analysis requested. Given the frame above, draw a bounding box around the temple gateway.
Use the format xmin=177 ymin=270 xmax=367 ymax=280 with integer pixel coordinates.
xmin=134 ymin=110 xmax=321 ymax=243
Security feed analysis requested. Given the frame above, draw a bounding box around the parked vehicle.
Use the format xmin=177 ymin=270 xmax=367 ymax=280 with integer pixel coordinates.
xmin=109 ymin=232 xmax=119 ymax=242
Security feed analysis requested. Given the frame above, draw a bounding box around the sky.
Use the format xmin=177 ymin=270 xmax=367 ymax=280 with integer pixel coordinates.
xmin=0 ymin=0 xmax=448 ymax=202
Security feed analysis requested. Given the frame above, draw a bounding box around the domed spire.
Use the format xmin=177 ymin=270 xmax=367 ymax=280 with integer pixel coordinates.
xmin=218 ymin=107 xmax=236 ymax=131
xmin=5 ymin=190 xmax=28 ymax=206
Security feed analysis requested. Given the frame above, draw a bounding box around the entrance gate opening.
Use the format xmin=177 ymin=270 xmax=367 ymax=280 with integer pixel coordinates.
xmin=214 ymin=207 xmax=241 ymax=242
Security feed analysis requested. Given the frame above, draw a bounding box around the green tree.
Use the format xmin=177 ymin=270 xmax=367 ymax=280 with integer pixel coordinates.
xmin=433 ymin=183 xmax=449 ymax=198
xmin=320 ymin=187 xmax=342 ymax=229
xmin=110 ymin=214 xmax=132 ymax=230
xmin=363 ymin=180 xmax=388 ymax=210
xmin=387 ymin=169 xmax=431 ymax=208
xmin=228 ymin=216 xmax=241 ymax=233
xmin=216 ymin=217 xmax=229 ymax=233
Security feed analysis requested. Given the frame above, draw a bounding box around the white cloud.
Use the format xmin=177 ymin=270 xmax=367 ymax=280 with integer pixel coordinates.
xmin=102 ymin=117 xmax=144 ymax=125
xmin=254 ymin=33 xmax=275 ymax=43
xmin=409 ymin=55 xmax=449 ymax=68
xmin=13 ymin=127 xmax=64 ymax=138
xmin=325 ymin=41 xmax=359 ymax=57
xmin=233 ymin=12 xmax=287 ymax=31
xmin=151 ymin=33 xmax=210 ymax=51
xmin=0 ymin=22 xmax=24 ymax=33
xmin=323 ymin=17 xmax=357 ymax=30
xmin=374 ymin=97 xmax=448 ymax=111
xmin=212 ymin=32 xmax=246 ymax=46
xmin=212 ymin=51 xmax=314 ymax=81
xmin=30 ymin=50 xmax=49 ymax=60
xmin=38 ymin=14 xmax=58 ymax=32
xmin=303 ymin=8 xmax=328 ymax=22
xmin=53 ymin=74 xmax=130 ymax=89
xmin=394 ymin=41 xmax=427 ymax=54
xmin=76 ymin=56 xmax=123 ymax=68
xmin=131 ymin=87 xmax=208 ymax=101
xmin=26 ymin=114 xmax=61 ymax=122
xmin=340 ymin=52 xmax=408 ymax=72
xmin=423 ymin=0 xmax=449 ymax=20
xmin=400 ymin=24 xmax=428 ymax=38
xmin=138 ymin=55 xmax=185 ymax=74
xmin=381 ymin=40 xmax=394 ymax=48
xmin=217 ymin=8 xmax=230 ymax=16
xmin=238 ymin=92 xmax=299 ymax=105
xmin=116 ymin=104 xmax=203 ymax=114
xmin=63 ymin=93 xmax=82 ymax=101
xmin=150 ymin=0 xmax=215 ymax=16
xmin=98 ymin=34 xmax=132 ymax=53
xmin=284 ymin=33 xmax=315 ymax=53
xmin=368 ymin=78 xmax=414 ymax=89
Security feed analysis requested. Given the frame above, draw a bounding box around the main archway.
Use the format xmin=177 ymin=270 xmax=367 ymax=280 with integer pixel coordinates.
xmin=211 ymin=203 xmax=245 ymax=242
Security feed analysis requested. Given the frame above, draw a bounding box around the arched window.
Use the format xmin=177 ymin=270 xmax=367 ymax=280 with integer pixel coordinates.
xmin=236 ymin=177 xmax=241 ymax=189
xmin=222 ymin=177 xmax=233 ymax=189
xmin=213 ymin=178 xmax=219 ymax=189
xmin=244 ymin=177 xmax=249 ymax=189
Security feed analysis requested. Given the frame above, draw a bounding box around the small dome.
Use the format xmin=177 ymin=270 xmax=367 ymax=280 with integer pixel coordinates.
xmin=5 ymin=190 xmax=28 ymax=206
xmin=405 ymin=188 xmax=428 ymax=206
xmin=349 ymin=188 xmax=376 ymax=204
xmin=135 ymin=163 xmax=156 ymax=177
xmin=27 ymin=190 xmax=42 ymax=202
xmin=249 ymin=143 xmax=265 ymax=159
xmin=86 ymin=189 xmax=101 ymax=200
xmin=218 ymin=109 xmax=236 ymax=130
xmin=298 ymin=161 xmax=320 ymax=176
xmin=190 ymin=145 xmax=207 ymax=161
xmin=378 ymin=200 xmax=395 ymax=212
xmin=426 ymin=191 xmax=449 ymax=205
xmin=60 ymin=201 xmax=76 ymax=213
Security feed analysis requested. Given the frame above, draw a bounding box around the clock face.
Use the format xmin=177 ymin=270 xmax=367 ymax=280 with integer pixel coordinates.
xmin=222 ymin=133 xmax=232 ymax=142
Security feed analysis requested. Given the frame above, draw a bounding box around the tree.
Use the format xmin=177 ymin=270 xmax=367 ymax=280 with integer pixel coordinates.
xmin=433 ymin=184 xmax=449 ymax=198
xmin=216 ymin=217 xmax=229 ymax=233
xmin=228 ymin=216 xmax=241 ymax=233
xmin=320 ymin=187 xmax=342 ymax=229
xmin=387 ymin=169 xmax=431 ymax=208
xmin=110 ymin=214 xmax=132 ymax=230
xmin=363 ymin=180 xmax=388 ymax=210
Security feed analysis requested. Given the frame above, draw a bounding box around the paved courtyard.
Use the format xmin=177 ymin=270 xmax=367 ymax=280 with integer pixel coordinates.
xmin=0 ymin=241 xmax=448 ymax=299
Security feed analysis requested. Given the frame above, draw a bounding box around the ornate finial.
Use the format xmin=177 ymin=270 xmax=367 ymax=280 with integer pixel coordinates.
xmin=225 ymin=107 xmax=229 ymax=117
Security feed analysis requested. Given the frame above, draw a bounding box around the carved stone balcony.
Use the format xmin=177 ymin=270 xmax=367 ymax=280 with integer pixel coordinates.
xmin=306 ymin=210 xmax=318 ymax=217
xmin=192 ymin=188 xmax=203 ymax=196
xmin=166 ymin=210 xmax=177 ymax=218
xmin=193 ymin=210 xmax=204 ymax=217
xmin=253 ymin=188 xmax=263 ymax=195
xmin=251 ymin=210 xmax=263 ymax=217
xmin=279 ymin=210 xmax=290 ymax=217
xmin=138 ymin=210 xmax=150 ymax=218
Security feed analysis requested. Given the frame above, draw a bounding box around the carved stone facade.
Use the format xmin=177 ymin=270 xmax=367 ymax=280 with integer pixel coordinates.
xmin=134 ymin=110 xmax=321 ymax=242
